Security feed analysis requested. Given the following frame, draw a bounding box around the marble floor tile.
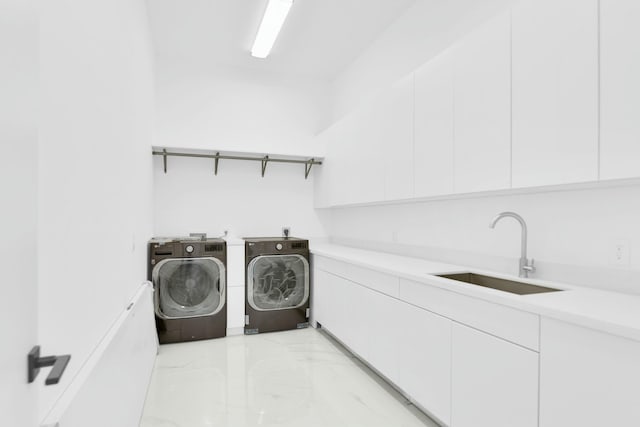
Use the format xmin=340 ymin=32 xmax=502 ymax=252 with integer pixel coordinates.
xmin=140 ymin=328 xmax=439 ymax=427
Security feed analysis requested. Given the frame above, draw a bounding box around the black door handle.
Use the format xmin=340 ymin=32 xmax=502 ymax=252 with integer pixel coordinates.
xmin=28 ymin=346 xmax=71 ymax=385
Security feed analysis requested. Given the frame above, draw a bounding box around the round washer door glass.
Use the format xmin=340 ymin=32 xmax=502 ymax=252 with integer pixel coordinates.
xmin=152 ymin=257 xmax=226 ymax=319
xmin=248 ymin=254 xmax=309 ymax=311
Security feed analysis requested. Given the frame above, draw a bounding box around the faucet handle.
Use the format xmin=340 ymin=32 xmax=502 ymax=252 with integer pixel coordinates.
xmin=523 ymin=258 xmax=535 ymax=272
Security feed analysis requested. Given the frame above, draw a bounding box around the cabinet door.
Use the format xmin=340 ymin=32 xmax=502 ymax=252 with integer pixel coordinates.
xmin=451 ymin=323 xmax=538 ymax=427
xmin=539 ymin=318 xmax=640 ymax=426
xmin=382 ymin=74 xmax=414 ymax=201
xmin=314 ymin=267 xmax=403 ymax=385
xmin=414 ymin=50 xmax=454 ymax=197
xmin=325 ymin=116 xmax=358 ymax=206
xmin=358 ymin=286 xmax=403 ymax=384
xmin=313 ymin=127 xmax=333 ymax=208
xmin=397 ymin=304 xmax=452 ymax=425
xmin=342 ymin=104 xmax=386 ymax=205
xmin=512 ymin=0 xmax=599 ymax=187
xmin=312 ymin=269 xmax=368 ymax=355
xmin=453 ymin=11 xmax=511 ymax=193
xmin=600 ymin=0 xmax=640 ymax=180
xmin=312 ymin=269 xmax=344 ymax=333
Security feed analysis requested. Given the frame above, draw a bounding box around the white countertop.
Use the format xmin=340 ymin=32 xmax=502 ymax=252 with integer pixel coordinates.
xmin=310 ymin=243 xmax=640 ymax=343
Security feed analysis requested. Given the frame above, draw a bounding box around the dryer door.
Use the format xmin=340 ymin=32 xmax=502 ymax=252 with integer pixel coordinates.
xmin=152 ymin=257 xmax=226 ymax=319
xmin=247 ymin=254 xmax=309 ymax=311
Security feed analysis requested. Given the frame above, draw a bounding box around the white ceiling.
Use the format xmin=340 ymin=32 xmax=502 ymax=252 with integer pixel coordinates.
xmin=147 ymin=0 xmax=418 ymax=80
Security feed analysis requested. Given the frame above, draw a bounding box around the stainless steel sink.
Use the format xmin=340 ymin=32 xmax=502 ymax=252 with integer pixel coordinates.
xmin=436 ymin=272 xmax=562 ymax=295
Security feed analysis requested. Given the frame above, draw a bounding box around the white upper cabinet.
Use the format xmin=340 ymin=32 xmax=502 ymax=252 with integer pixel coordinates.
xmin=600 ymin=0 xmax=640 ymax=180
xmin=453 ymin=11 xmax=512 ymax=193
xmin=313 ymin=126 xmax=334 ymax=208
xmin=382 ymin=74 xmax=414 ymax=201
xmin=511 ymin=0 xmax=599 ymax=188
xmin=325 ymin=108 xmax=386 ymax=206
xmin=414 ymin=50 xmax=455 ymax=197
xmin=345 ymin=102 xmax=386 ymax=205
xmin=322 ymin=118 xmax=353 ymax=207
xmin=313 ymin=0 xmax=628 ymax=207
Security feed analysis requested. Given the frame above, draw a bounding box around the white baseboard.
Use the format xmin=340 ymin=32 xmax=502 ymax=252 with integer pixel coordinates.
xmin=226 ymin=327 xmax=244 ymax=336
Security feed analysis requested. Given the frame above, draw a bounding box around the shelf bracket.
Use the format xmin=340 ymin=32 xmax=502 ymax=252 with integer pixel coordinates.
xmin=305 ymin=159 xmax=314 ymax=179
xmin=162 ymin=149 xmax=168 ymax=174
xmin=152 ymin=149 xmax=322 ymax=179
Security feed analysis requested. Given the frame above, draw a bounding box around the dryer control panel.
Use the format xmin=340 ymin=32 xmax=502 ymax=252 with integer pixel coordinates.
xmin=244 ymin=238 xmax=308 ymax=258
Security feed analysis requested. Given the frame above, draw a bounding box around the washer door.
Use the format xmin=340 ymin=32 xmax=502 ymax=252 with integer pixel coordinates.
xmin=152 ymin=257 xmax=226 ymax=319
xmin=247 ymin=254 xmax=309 ymax=311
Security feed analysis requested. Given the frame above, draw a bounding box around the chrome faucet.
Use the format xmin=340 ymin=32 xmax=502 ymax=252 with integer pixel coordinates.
xmin=489 ymin=211 xmax=535 ymax=278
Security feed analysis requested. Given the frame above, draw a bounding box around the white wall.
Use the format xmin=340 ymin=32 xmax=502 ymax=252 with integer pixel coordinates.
xmin=153 ymin=155 xmax=327 ymax=240
xmin=0 ymin=0 xmax=38 ymax=424
xmin=330 ymin=0 xmax=515 ymax=120
xmin=38 ymin=0 xmax=155 ymax=421
xmin=327 ymin=184 xmax=640 ymax=294
xmin=153 ymin=57 xmax=329 ymax=240
xmin=155 ymin=57 xmax=330 ymax=156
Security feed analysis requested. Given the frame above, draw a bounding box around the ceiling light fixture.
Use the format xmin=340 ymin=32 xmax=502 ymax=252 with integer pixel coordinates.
xmin=251 ymin=0 xmax=293 ymax=59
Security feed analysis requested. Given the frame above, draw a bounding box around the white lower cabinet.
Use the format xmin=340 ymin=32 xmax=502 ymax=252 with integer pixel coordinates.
xmin=539 ymin=318 xmax=640 ymax=427
xmin=314 ymin=256 xmax=640 ymax=427
xmin=336 ymin=276 xmax=370 ymax=358
xmin=397 ymin=303 xmax=452 ymax=425
xmin=226 ymin=286 xmax=245 ymax=333
xmin=314 ymin=259 xmax=542 ymax=427
xmin=314 ymin=269 xmax=400 ymax=380
xmin=359 ymin=287 xmax=403 ymax=383
xmin=451 ymin=323 xmax=539 ymax=427
xmin=226 ymin=242 xmax=246 ymax=335
xmin=313 ymin=269 xmax=372 ymax=359
xmin=312 ymin=269 xmax=350 ymax=341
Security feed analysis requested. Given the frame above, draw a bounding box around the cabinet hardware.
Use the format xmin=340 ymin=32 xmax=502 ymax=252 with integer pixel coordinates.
xmin=27 ymin=346 xmax=71 ymax=386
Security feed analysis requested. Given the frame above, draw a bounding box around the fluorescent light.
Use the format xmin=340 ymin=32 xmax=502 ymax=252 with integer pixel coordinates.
xmin=251 ymin=0 xmax=293 ymax=59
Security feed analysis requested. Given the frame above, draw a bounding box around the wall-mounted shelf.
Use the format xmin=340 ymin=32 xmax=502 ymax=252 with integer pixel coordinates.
xmin=152 ymin=147 xmax=323 ymax=179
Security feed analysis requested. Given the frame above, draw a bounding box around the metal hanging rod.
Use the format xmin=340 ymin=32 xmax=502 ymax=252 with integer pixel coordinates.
xmin=152 ymin=149 xmax=322 ymax=179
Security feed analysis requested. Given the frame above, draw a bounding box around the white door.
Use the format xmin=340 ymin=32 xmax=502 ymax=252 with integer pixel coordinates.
xmin=0 ymin=0 xmax=38 ymax=424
